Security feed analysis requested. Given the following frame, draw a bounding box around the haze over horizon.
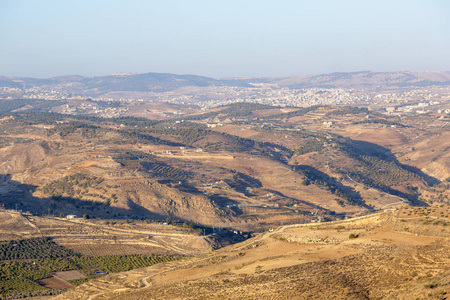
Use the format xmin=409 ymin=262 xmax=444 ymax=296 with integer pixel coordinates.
xmin=3 ymin=70 xmax=450 ymax=81
xmin=1 ymin=0 xmax=449 ymax=79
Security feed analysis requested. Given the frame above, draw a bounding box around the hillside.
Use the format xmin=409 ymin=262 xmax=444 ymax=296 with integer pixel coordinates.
xmin=275 ymin=71 xmax=450 ymax=89
xmin=1 ymin=104 xmax=448 ymax=232
xmin=55 ymin=205 xmax=450 ymax=299
xmin=0 ymin=102 xmax=448 ymax=299
xmin=0 ymin=210 xmax=210 ymax=298
xmin=0 ymin=210 xmax=214 ymax=256
xmin=0 ymin=73 xmax=251 ymax=96
xmin=1 ymin=71 xmax=450 ymax=100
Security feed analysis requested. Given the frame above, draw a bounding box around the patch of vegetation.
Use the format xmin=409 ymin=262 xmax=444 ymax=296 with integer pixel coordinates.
xmin=0 ymin=262 xmax=50 ymax=281
xmin=294 ymin=165 xmax=367 ymax=208
xmin=202 ymin=132 xmax=293 ymax=163
xmin=325 ymin=106 xmax=369 ymax=116
xmin=110 ymin=116 xmax=160 ymax=128
xmin=0 ymin=278 xmax=49 ymax=297
xmin=0 ymin=254 xmax=182 ymax=296
xmin=41 ymin=174 xmax=105 ymax=198
xmin=3 ymin=112 xmax=64 ymax=125
xmin=351 ymin=119 xmax=405 ymax=127
xmin=117 ymin=129 xmax=184 ymax=146
xmin=264 ymin=105 xmax=321 ymax=119
xmin=324 ymin=135 xmax=427 ymax=201
xmin=295 ymin=138 xmax=325 ymax=155
xmin=155 ymin=127 xmax=209 ymax=144
xmin=0 ymin=99 xmax=66 ymax=113
xmin=0 ymin=237 xmax=78 ymax=261
xmin=351 ymin=155 xmax=420 ymax=186
xmin=342 ymin=170 xmax=417 ymax=202
xmin=141 ymin=161 xmax=191 ymax=181
xmin=218 ymin=103 xmax=276 ymax=117
xmin=171 ymin=103 xmax=275 ymax=122
xmin=48 ymin=122 xmax=100 ymax=138
xmin=67 ymin=277 xmax=89 ymax=286
xmin=112 ymin=149 xmax=154 ymax=161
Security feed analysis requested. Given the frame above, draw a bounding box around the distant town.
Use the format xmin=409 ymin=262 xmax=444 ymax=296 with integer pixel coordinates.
xmin=1 ymin=84 xmax=450 ymax=118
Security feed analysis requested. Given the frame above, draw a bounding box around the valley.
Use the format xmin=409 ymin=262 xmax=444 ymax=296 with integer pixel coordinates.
xmin=2 ymin=0 xmax=449 ymax=296
xmin=0 ymin=72 xmax=449 ymax=299
xmin=0 ymin=102 xmax=449 ymax=230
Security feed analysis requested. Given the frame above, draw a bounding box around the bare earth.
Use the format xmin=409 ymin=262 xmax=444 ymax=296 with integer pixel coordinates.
xmin=52 ymin=270 xmax=86 ymax=281
xmin=54 ymin=205 xmax=450 ymax=300
xmin=36 ymin=277 xmax=73 ymax=290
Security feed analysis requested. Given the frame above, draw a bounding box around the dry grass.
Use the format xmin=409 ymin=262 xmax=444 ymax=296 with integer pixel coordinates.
xmin=55 ymin=208 xmax=450 ymax=300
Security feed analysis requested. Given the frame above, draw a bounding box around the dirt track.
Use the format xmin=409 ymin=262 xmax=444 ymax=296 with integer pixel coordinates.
xmin=54 ymin=207 xmax=450 ymax=300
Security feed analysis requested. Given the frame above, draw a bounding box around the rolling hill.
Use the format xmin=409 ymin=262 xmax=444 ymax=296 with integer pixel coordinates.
xmin=1 ymin=71 xmax=450 ymax=99
xmin=1 ymin=104 xmax=447 ymax=232
xmin=55 ymin=206 xmax=450 ymax=300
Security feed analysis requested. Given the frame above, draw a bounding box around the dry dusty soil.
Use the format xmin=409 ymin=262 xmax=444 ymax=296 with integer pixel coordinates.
xmin=54 ymin=205 xmax=450 ymax=300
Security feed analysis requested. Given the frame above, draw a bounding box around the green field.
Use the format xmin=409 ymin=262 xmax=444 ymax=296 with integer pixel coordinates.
xmin=0 ymin=237 xmax=182 ymax=298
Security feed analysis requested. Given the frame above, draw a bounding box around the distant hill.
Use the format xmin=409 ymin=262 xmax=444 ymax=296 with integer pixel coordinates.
xmin=1 ymin=71 xmax=450 ymax=98
xmin=80 ymin=73 xmax=254 ymax=93
xmin=273 ymin=71 xmax=450 ymax=89
xmin=0 ymin=73 xmax=252 ymax=96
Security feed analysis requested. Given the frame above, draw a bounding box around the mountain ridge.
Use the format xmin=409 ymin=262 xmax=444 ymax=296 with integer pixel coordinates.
xmin=1 ymin=71 xmax=450 ymax=97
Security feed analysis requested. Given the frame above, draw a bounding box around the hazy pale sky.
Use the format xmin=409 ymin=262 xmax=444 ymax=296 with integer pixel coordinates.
xmin=1 ymin=0 xmax=449 ymax=78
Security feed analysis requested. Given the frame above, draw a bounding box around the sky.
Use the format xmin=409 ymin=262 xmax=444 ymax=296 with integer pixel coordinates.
xmin=1 ymin=0 xmax=449 ymax=78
